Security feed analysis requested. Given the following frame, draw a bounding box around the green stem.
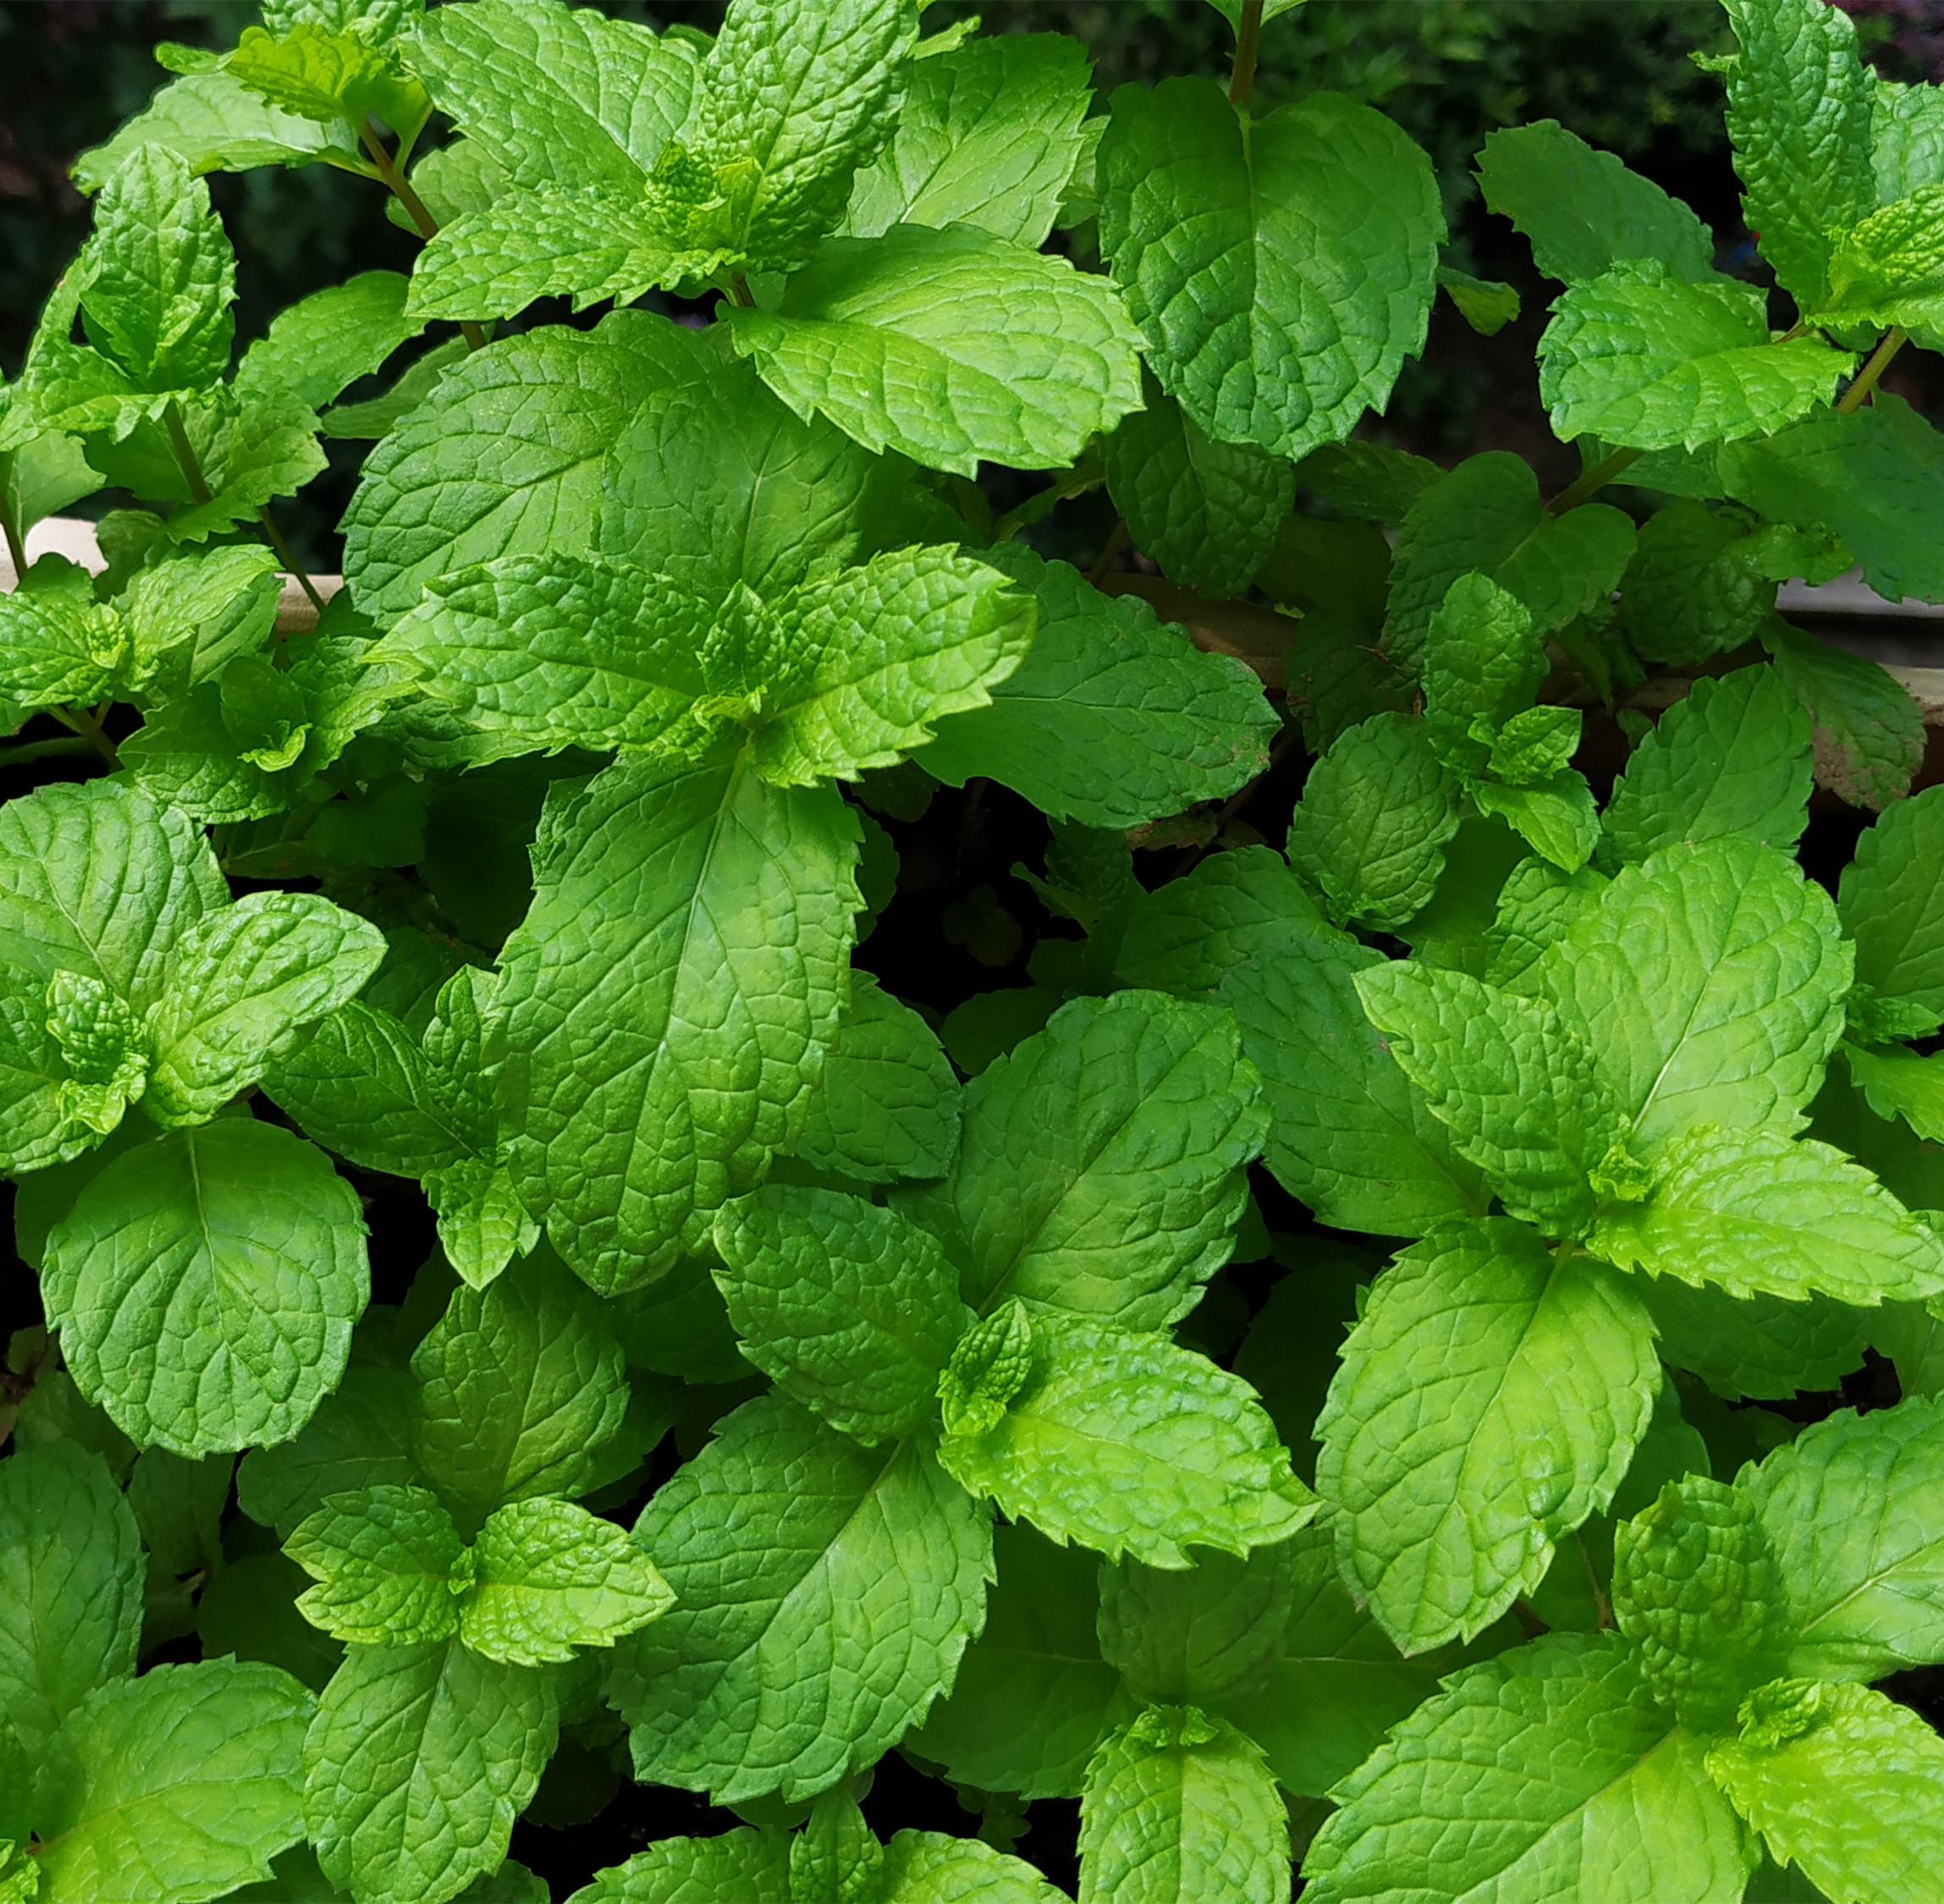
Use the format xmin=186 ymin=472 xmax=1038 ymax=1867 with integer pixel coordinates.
xmin=360 ymin=117 xmax=488 ymax=352
xmin=1837 ymin=325 xmax=1908 ymax=415
xmin=0 ymin=499 xmax=27 ymax=581
xmin=1228 ymin=0 xmax=1265 ymax=110
xmin=728 ymin=272 xmax=756 ymax=309
xmin=59 ymin=702 xmax=120 ymax=771
xmin=1545 ymin=446 xmax=1641 ymax=515
xmin=256 ymin=506 xmax=328 ymax=619
xmin=163 ymin=399 xmax=214 ymax=506
xmin=990 ymin=465 xmax=1104 ymax=542
xmin=1088 ymin=518 xmax=1130 ymax=586
xmin=0 ymin=734 xmax=100 ymax=769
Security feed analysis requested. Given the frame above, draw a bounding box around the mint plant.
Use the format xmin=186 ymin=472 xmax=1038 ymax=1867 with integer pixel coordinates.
xmin=5 ymin=0 xmax=1944 ymax=1898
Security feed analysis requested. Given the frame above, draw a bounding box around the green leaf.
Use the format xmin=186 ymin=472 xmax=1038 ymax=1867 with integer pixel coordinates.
xmin=1098 ymin=77 xmax=1441 ymax=459
xmin=936 ymin=1300 xmax=1035 ymax=1439
xmin=1604 ymin=667 xmax=1814 ymax=865
xmin=499 ymin=753 xmax=862 ymax=1292
xmin=1316 ymin=1220 xmax=1658 ymax=1653
xmin=460 ymin=1497 xmax=672 ymax=1667
xmin=1437 ymin=265 xmax=1520 ymax=336
xmin=565 ymin=1830 xmax=791 ymax=1904
xmin=1104 ymin=382 xmax=1294 ymax=600
xmin=1537 ymin=261 xmax=1848 ymax=450
xmin=1744 ymin=1397 xmax=1944 ymax=1681
xmin=1715 ymin=0 xmax=1875 ymax=309
xmin=0 ymin=1445 xmax=140 ymax=1756
xmin=237 ymin=1365 xmax=423 ymax=1543
xmin=1303 ymin=1635 xmax=1753 ymax=1904
xmin=1538 ymin=840 xmax=1850 ymax=1155
xmin=43 ymin=1120 xmax=368 ymax=1457
xmin=341 ymin=311 xmax=708 ymax=621
xmin=1098 ymin=1544 xmax=1293 ymax=1709
xmin=1708 ymin=1681 xmax=1944 ymax=1904
xmin=234 ymin=271 xmax=420 ymax=414
xmin=1640 ymin=1275 xmax=1869 ymax=1403
xmin=721 ymin=223 xmax=1143 ymax=476
xmin=712 ymin=1186 xmax=971 ymax=1444
xmin=1764 ymin=623 xmax=1925 ymax=812
xmin=935 ymin=1308 xmax=1312 ymax=1568
xmin=843 ymin=32 xmax=1093 ymax=249
xmin=1218 ymin=938 xmax=1489 ymax=1236
xmin=1588 ymin=1124 xmax=1944 ymax=1305
xmin=1843 ymin=1042 xmax=1944 ymax=1147
xmin=1353 ymin=960 xmax=1627 ymax=1235
xmin=225 ymin=24 xmax=427 ymax=138
xmin=0 ymin=781 xmax=223 ymax=1003
xmin=0 ymin=589 xmax=124 ymax=712
xmin=118 ymin=542 xmax=284 ymax=699
xmin=409 ymin=1259 xmax=629 ymax=1532
xmin=1286 ymin=712 xmax=1462 ymax=932
xmin=1115 ymin=845 xmax=1335 ymax=997
xmin=141 ymin=893 xmax=384 ymax=1125
xmin=33 ymin=1661 xmax=311 ymax=1904
xmin=303 ymin=1641 xmax=556 ymax=1904
xmin=613 ymin=1392 xmax=992 ymax=1804
xmin=789 ymin=974 xmax=960 ymax=1186
xmin=1841 ymin=786 xmax=1944 ymax=1026
xmin=285 ymin=1484 xmax=470 ymax=1649
xmin=873 ymin=1832 xmax=1071 ymax=1904
xmin=917 ymin=544 xmax=1277 ymax=828
xmin=1077 ymin=1708 xmax=1289 ymax=1904
xmin=910 ymin=989 xmax=1265 ymax=1331
xmin=1873 ymin=77 xmax=1944 ymax=201
xmin=1475 ymin=119 xmax=1716 ymax=285
xmin=1823 ymin=183 xmax=1944 ymax=331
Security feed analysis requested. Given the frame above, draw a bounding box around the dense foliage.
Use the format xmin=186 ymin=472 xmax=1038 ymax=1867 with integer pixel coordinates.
xmin=4 ymin=0 xmax=1944 ymax=1899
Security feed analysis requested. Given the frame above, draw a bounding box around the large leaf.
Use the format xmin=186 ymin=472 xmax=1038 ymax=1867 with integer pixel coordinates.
xmin=1840 ymin=785 xmax=1944 ymax=1026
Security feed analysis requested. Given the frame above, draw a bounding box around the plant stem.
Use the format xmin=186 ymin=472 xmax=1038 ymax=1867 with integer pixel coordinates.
xmin=0 ymin=499 xmax=27 ymax=581
xmin=60 ymin=702 xmax=120 ymax=770
xmin=256 ymin=507 xmax=328 ymax=618
xmin=991 ymin=465 xmax=1104 ymax=542
xmin=1088 ymin=518 xmax=1130 ymax=586
xmin=1228 ymin=0 xmax=1265 ymax=110
xmin=729 ymin=272 xmax=756 ymax=309
xmin=1545 ymin=445 xmax=1641 ymax=515
xmin=360 ymin=116 xmax=488 ymax=351
xmin=163 ymin=399 xmax=214 ymax=505
xmin=0 ymin=734 xmax=100 ymax=769
xmin=1837 ymin=325 xmax=1907 ymax=415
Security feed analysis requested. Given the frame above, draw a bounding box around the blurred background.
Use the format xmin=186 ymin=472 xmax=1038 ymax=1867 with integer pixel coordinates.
xmin=3 ymin=0 xmax=1942 ymax=561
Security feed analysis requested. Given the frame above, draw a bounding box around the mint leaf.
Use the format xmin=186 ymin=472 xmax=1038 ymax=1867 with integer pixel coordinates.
xmin=1641 ymin=1277 xmax=1869 ymax=1404
xmin=712 ymin=1186 xmax=972 ymax=1444
xmin=460 ymin=1497 xmax=672 ymax=1667
xmin=911 ymin=989 xmax=1264 ymax=1331
xmin=1476 ymin=119 xmax=1716 ymax=284
xmin=1304 ymin=1635 xmax=1749 ymax=1903
xmin=224 ymin=24 xmax=427 ymax=140
xmin=1874 ymin=77 xmax=1944 ymax=201
xmin=1317 ymin=1220 xmax=1658 ymax=1653
xmin=498 ymin=754 xmax=861 ymax=1292
xmin=43 ymin=1120 xmax=368 ymax=1457
xmin=34 ymin=1661 xmax=311 ymax=1904
xmin=1764 ymin=622 xmax=1925 ymax=812
xmin=568 ymin=1830 xmax=791 ymax=1904
xmin=234 ymin=271 xmax=419 ymax=414
xmin=285 ymin=1485 xmax=470 ymax=1649
xmin=723 ymin=225 xmax=1142 ymax=476
xmin=1077 ymin=1708 xmax=1288 ymax=1904
xmin=1603 ymin=667 xmax=1814 ymax=865
xmin=1841 ymin=786 xmax=1944 ymax=1026
xmin=1843 ymin=1042 xmax=1944 ymax=1145
xmin=141 ymin=893 xmax=384 ymax=1125
xmin=935 ymin=1308 xmax=1311 ymax=1567
xmin=1115 ymin=845 xmax=1335 ymax=997
xmin=1588 ymin=1124 xmax=1944 ymax=1305
xmin=303 ymin=1641 xmax=556 ymax=1904
xmin=614 ymin=1392 xmax=991 ymax=1804
xmin=0 ymin=589 xmax=124 ymax=713
xmin=1098 ymin=78 xmax=1440 ymax=459
xmin=843 ymin=32 xmax=1093 ymax=248
xmin=1098 ymin=1544 xmax=1292 ymax=1709
xmin=236 ymin=1366 xmax=422 ymax=1544
xmin=874 ymin=1832 xmax=1071 ymax=1904
xmin=917 ymin=544 xmax=1277 ymax=828
xmin=1707 ymin=1680 xmax=1944 ymax=1904
xmin=1746 ymin=1397 xmax=1944 ymax=1681
xmin=0 ymin=1445 xmax=140 ymax=1755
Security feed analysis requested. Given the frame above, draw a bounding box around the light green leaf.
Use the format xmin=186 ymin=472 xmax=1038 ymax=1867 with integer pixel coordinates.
xmin=936 ymin=1307 xmax=1312 ymax=1568
xmin=1588 ymin=1124 xmax=1944 ymax=1305
xmin=1715 ymin=0 xmax=1875 ymax=308
xmin=1764 ymin=622 xmax=1925 ymax=812
xmin=1538 ymin=839 xmax=1850 ymax=1154
xmin=1476 ymin=119 xmax=1716 ymax=284
xmin=1317 ymin=1220 xmax=1658 ymax=1653
xmin=460 ymin=1497 xmax=672 ymax=1667
xmin=918 ymin=543 xmax=1275 ymax=828
xmin=911 ymin=989 xmax=1265 ymax=1331
xmin=1824 ymin=182 xmax=1944 ymax=330
xmin=1098 ymin=1544 xmax=1294 ymax=1710
xmin=225 ymin=24 xmax=427 ymax=138
xmin=1873 ymin=77 xmax=1944 ymax=201
xmin=564 ymin=1830 xmax=791 ymax=1904
xmin=43 ymin=1120 xmax=368 ymax=1457
xmin=409 ymin=1258 xmax=628 ymax=1532
xmin=1538 ymin=261 xmax=1848 ymax=450
xmin=614 ymin=1392 xmax=992 ymax=1804
xmin=1286 ymin=712 xmax=1462 ymax=931
xmin=936 ymin=1301 xmax=1034 ymax=1440
xmin=0 ymin=590 xmax=124 ymax=712
xmin=1303 ymin=1635 xmax=1753 ymax=1904
xmin=1745 ymin=1396 xmax=1944 ymax=1681
xmin=499 ymin=753 xmax=862 ymax=1292
xmin=1708 ymin=1681 xmax=1944 ymax=1904
xmin=234 ymin=271 xmax=420 ymax=414
xmin=1844 ymin=1042 xmax=1944 ymax=1147
xmin=118 ymin=542 xmax=284 ymax=699
xmin=843 ymin=32 xmax=1093 ymax=249
xmin=1077 ymin=1708 xmax=1289 ymax=1904
xmin=285 ymin=1484 xmax=469 ymax=1649
xmin=1841 ymin=785 xmax=1944 ymax=1026
xmin=1098 ymin=78 xmax=1441 ymax=459
xmin=722 ymin=223 xmax=1143 ymax=476
xmin=1219 ymin=938 xmax=1488 ymax=1235
xmin=1438 ymin=265 xmax=1521 ymax=336
xmin=1115 ymin=845 xmax=1335 ymax=997
xmin=874 ymin=1832 xmax=1071 ymax=1904
xmin=1640 ymin=1275 xmax=1870 ymax=1403
xmin=141 ymin=892 xmax=384 ymax=1125
xmin=303 ymin=1640 xmax=556 ymax=1904
xmin=236 ymin=1366 xmax=422 ymax=1543
xmin=33 ymin=1661 xmax=311 ymax=1904
xmin=0 ymin=1445 xmax=141 ymax=1756
xmin=1604 ymin=667 xmax=1814 ymax=865
xmin=1353 ymin=960 xmax=1626 ymax=1235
